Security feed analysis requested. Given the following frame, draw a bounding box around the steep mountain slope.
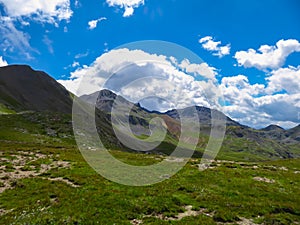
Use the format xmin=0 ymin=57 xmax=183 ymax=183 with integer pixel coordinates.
xmin=0 ymin=65 xmax=73 ymax=113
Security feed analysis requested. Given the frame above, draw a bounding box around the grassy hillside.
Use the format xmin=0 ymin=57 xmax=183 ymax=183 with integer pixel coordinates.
xmin=1 ymin=112 xmax=299 ymax=162
xmin=0 ymin=112 xmax=300 ymax=224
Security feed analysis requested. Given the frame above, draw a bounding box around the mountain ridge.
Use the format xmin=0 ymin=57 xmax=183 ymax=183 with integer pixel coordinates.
xmin=86 ymin=89 xmax=300 ymax=159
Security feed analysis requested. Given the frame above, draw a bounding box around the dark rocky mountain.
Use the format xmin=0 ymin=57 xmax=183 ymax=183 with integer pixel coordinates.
xmin=261 ymin=124 xmax=285 ymax=132
xmin=0 ymin=65 xmax=72 ymax=113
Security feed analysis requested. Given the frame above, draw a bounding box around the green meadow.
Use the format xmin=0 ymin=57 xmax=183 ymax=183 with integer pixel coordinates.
xmin=0 ymin=112 xmax=299 ymax=224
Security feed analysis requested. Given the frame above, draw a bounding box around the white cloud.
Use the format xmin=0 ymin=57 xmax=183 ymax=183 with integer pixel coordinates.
xmin=72 ymin=61 xmax=80 ymax=67
xmin=75 ymin=51 xmax=89 ymax=59
xmin=234 ymin=39 xmax=300 ymax=71
xmin=58 ymin=48 xmax=221 ymax=111
xmin=88 ymin=17 xmax=107 ymax=30
xmin=220 ymin=69 xmax=300 ymax=128
xmin=0 ymin=16 xmax=36 ymax=59
xmin=0 ymin=0 xmax=73 ymax=24
xmin=63 ymin=61 xmax=80 ymax=70
xmin=43 ymin=35 xmax=54 ymax=54
xmin=266 ymin=66 xmax=300 ymax=94
xmin=221 ymin=75 xmax=265 ymax=106
xmin=123 ymin=6 xmax=134 ymax=17
xmin=0 ymin=56 xmax=8 ymax=67
xmin=199 ymin=36 xmax=231 ymax=57
xmin=58 ymin=39 xmax=300 ymax=129
xmin=74 ymin=0 xmax=81 ymax=8
xmin=178 ymin=59 xmax=217 ymax=80
xmin=0 ymin=0 xmax=73 ymax=59
xmin=106 ymin=0 xmax=144 ymax=17
xmin=225 ymin=39 xmax=300 ymax=127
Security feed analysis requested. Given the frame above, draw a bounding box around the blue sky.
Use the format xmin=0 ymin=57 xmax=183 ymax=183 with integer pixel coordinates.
xmin=0 ymin=0 xmax=300 ymax=128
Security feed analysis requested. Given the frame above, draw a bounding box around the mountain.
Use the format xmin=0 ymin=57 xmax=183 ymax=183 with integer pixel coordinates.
xmin=80 ymin=89 xmax=300 ymax=160
xmin=166 ymin=106 xmax=243 ymax=127
xmin=0 ymin=65 xmax=299 ymax=161
xmin=79 ymin=89 xmax=185 ymax=155
xmin=285 ymin=125 xmax=300 ymax=144
xmin=0 ymin=65 xmax=73 ymax=113
xmin=261 ymin=124 xmax=285 ymax=132
xmin=83 ymin=90 xmax=242 ymax=128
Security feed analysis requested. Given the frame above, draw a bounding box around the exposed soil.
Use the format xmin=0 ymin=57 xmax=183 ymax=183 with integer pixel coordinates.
xmin=253 ymin=177 xmax=275 ymax=183
xmin=0 ymin=151 xmax=75 ymax=193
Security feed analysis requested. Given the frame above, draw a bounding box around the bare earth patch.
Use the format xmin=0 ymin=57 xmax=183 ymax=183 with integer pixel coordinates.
xmin=217 ymin=217 xmax=260 ymax=225
xmin=0 ymin=208 xmax=13 ymax=216
xmin=170 ymin=205 xmax=210 ymax=220
xmin=196 ymin=160 xmax=292 ymax=173
xmin=131 ymin=205 xmax=212 ymax=224
xmin=45 ymin=177 xmax=80 ymax=188
xmin=0 ymin=151 xmax=75 ymax=193
xmin=253 ymin=176 xmax=275 ymax=183
xmin=131 ymin=219 xmax=143 ymax=225
xmin=154 ymin=205 xmax=210 ymax=221
xmin=130 ymin=205 xmax=260 ymax=225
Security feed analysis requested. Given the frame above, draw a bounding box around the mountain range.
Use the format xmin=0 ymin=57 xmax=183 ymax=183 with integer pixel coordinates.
xmin=0 ymin=65 xmax=299 ymax=161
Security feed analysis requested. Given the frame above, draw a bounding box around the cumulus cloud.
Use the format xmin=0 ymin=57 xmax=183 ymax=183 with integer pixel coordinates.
xmin=221 ymin=39 xmax=300 ymax=128
xmin=106 ymin=0 xmax=144 ymax=17
xmin=234 ymin=39 xmax=300 ymax=71
xmin=58 ymin=48 xmax=221 ymax=111
xmin=220 ymin=69 xmax=300 ymax=128
xmin=88 ymin=17 xmax=107 ymax=30
xmin=221 ymin=75 xmax=265 ymax=106
xmin=266 ymin=66 xmax=300 ymax=94
xmin=0 ymin=56 xmax=8 ymax=67
xmin=199 ymin=36 xmax=231 ymax=57
xmin=0 ymin=0 xmax=73 ymax=24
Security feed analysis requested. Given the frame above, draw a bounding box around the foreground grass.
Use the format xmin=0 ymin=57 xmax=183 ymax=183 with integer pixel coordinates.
xmin=0 ymin=142 xmax=299 ymax=224
xmin=0 ymin=112 xmax=299 ymax=224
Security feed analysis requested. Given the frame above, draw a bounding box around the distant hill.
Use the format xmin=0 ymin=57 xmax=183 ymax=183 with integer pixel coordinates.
xmin=0 ymin=65 xmax=73 ymax=113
